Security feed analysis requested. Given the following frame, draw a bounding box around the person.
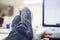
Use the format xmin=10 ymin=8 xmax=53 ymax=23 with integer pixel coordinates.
xmin=5 ymin=7 xmax=33 ymax=40
xmin=11 ymin=10 xmax=21 ymax=29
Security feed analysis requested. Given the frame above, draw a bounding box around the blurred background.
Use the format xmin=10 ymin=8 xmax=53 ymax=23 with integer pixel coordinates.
xmin=0 ymin=0 xmax=44 ymax=40
xmin=0 ymin=0 xmax=42 ymax=29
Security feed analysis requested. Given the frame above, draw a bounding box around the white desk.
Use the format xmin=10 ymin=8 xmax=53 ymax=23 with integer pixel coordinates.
xmin=0 ymin=29 xmax=11 ymax=40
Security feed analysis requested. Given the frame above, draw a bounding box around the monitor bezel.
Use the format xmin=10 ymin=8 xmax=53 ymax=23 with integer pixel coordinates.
xmin=42 ymin=0 xmax=60 ymax=27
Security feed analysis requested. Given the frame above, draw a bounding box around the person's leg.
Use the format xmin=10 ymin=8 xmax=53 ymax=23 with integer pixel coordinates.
xmin=11 ymin=15 xmax=21 ymax=29
xmin=5 ymin=7 xmax=33 ymax=40
xmin=19 ymin=7 xmax=33 ymax=40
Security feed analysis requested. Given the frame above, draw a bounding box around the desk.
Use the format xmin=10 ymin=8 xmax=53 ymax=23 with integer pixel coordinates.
xmin=0 ymin=29 xmax=11 ymax=40
xmin=0 ymin=33 xmax=8 ymax=40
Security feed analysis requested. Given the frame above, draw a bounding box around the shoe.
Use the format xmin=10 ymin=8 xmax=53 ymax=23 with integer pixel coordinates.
xmin=18 ymin=7 xmax=33 ymax=40
xmin=21 ymin=7 xmax=32 ymax=24
xmin=11 ymin=15 xmax=21 ymax=29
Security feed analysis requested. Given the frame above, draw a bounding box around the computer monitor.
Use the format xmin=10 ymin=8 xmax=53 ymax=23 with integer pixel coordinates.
xmin=43 ymin=0 xmax=60 ymax=27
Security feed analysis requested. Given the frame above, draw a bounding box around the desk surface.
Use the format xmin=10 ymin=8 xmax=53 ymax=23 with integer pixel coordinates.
xmin=0 ymin=28 xmax=11 ymax=40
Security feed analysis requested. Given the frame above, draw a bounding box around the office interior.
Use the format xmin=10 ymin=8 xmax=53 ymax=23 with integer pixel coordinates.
xmin=0 ymin=0 xmax=60 ymax=40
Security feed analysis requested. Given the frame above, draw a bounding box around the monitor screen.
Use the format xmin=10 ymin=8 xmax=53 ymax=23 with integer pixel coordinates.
xmin=43 ymin=0 xmax=60 ymax=27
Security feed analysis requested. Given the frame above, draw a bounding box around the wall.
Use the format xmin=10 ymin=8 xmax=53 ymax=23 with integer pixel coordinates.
xmin=0 ymin=8 xmax=9 ymax=17
xmin=2 ymin=8 xmax=9 ymax=15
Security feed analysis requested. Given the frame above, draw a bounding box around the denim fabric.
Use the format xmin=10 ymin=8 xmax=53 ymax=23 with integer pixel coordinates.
xmin=11 ymin=15 xmax=21 ymax=29
xmin=5 ymin=7 xmax=33 ymax=40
